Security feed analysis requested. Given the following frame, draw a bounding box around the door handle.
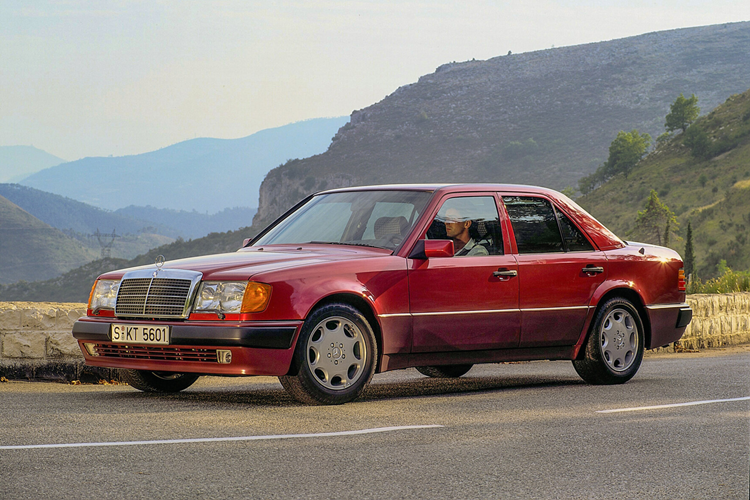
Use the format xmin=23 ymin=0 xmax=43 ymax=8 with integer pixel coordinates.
xmin=582 ymin=266 xmax=604 ymax=274
xmin=493 ymin=269 xmax=518 ymax=277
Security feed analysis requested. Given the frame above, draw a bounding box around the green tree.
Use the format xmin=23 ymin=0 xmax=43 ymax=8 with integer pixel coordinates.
xmin=577 ymin=129 xmax=650 ymax=194
xmin=604 ymin=129 xmax=651 ymax=178
xmin=684 ymin=221 xmax=695 ymax=279
xmin=630 ymin=190 xmax=678 ymax=246
xmin=665 ymin=93 xmax=700 ymax=133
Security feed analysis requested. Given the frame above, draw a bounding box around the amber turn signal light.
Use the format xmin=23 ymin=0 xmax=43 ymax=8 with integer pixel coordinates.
xmin=87 ymin=280 xmax=98 ymax=310
xmin=678 ymin=268 xmax=686 ymax=291
xmin=241 ymin=282 xmax=272 ymax=313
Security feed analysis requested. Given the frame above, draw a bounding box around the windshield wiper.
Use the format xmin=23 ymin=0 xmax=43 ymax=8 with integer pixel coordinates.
xmin=306 ymin=241 xmax=387 ymax=249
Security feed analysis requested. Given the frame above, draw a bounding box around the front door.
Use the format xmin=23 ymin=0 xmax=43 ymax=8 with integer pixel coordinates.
xmin=408 ymin=195 xmax=520 ymax=352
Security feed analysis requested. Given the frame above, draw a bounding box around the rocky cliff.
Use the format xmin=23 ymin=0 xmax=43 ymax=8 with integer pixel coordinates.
xmin=254 ymin=22 xmax=750 ymax=228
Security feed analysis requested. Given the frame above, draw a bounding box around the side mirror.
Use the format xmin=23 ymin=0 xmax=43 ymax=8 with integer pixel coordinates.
xmin=409 ymin=239 xmax=455 ymax=259
xmin=242 ymin=238 xmax=252 ymax=247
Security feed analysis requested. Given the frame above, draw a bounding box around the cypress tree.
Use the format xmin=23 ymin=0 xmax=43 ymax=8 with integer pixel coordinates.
xmin=684 ymin=221 xmax=695 ymax=279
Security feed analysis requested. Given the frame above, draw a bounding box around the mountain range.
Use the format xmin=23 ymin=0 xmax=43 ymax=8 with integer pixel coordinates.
xmin=253 ymin=21 xmax=750 ymax=228
xmin=0 ymin=195 xmax=98 ymax=284
xmin=0 ymin=118 xmax=340 ymax=284
xmin=20 ymin=117 xmax=347 ymax=212
xmin=0 ymin=183 xmax=257 ymax=240
xmin=0 ymin=146 xmax=65 ymax=183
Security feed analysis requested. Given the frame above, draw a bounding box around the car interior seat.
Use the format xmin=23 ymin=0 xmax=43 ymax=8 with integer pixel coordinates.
xmin=374 ymin=216 xmax=409 ymax=240
xmin=469 ymin=219 xmax=503 ymax=255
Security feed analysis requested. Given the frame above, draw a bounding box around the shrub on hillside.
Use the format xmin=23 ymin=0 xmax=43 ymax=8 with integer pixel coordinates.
xmin=687 ymin=261 xmax=750 ymax=294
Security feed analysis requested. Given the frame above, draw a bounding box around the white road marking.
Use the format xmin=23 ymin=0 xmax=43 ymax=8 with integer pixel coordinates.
xmin=597 ymin=396 xmax=750 ymax=414
xmin=0 ymin=425 xmax=444 ymax=451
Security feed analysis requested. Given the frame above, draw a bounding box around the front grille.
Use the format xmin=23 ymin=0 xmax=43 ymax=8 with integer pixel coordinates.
xmin=94 ymin=343 xmax=218 ymax=363
xmin=115 ymin=269 xmax=202 ymax=319
xmin=116 ymin=278 xmax=192 ymax=317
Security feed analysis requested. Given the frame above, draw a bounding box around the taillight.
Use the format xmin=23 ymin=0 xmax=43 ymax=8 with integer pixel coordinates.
xmin=678 ymin=268 xmax=686 ymax=291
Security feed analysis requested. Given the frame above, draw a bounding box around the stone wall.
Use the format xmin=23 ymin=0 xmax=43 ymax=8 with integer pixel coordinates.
xmin=0 ymin=294 xmax=748 ymax=380
xmin=0 ymin=302 xmax=115 ymax=381
xmin=681 ymin=293 xmax=750 ymax=349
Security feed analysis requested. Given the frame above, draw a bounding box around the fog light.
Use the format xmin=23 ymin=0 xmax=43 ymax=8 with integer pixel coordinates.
xmin=83 ymin=343 xmax=99 ymax=357
xmin=217 ymin=350 xmax=232 ymax=364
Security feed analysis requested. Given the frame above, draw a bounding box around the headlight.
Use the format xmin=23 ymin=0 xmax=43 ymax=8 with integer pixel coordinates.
xmin=88 ymin=279 xmax=120 ymax=312
xmin=193 ymin=281 xmax=272 ymax=314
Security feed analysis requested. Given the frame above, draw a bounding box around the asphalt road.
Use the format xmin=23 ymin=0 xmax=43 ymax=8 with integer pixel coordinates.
xmin=1 ymin=347 xmax=749 ymax=500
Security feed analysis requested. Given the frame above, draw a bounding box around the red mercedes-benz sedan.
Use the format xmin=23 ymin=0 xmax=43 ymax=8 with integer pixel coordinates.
xmin=73 ymin=184 xmax=692 ymax=404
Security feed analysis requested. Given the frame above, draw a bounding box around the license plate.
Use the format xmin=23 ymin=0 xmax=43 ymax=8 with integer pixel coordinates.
xmin=111 ymin=324 xmax=170 ymax=345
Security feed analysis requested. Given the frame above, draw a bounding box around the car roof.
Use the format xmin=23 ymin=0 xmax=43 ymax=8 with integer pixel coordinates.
xmin=320 ymin=183 xmax=562 ymax=196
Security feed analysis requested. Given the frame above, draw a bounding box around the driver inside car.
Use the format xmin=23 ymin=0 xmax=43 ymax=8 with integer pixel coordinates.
xmin=443 ymin=207 xmax=489 ymax=256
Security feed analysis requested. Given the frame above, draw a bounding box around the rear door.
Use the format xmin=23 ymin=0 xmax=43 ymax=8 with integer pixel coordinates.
xmin=501 ymin=195 xmax=606 ymax=347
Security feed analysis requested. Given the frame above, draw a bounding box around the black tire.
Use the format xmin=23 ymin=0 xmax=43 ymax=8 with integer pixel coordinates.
xmin=415 ymin=364 xmax=473 ymax=378
xmin=572 ymin=297 xmax=645 ymax=385
xmin=279 ymin=303 xmax=377 ymax=405
xmin=120 ymin=369 xmax=200 ymax=393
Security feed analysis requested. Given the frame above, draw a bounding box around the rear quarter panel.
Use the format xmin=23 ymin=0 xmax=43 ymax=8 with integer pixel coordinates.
xmin=594 ymin=244 xmax=686 ymax=349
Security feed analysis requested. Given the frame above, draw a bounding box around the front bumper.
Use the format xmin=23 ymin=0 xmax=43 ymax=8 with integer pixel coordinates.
xmin=72 ymin=318 xmax=302 ymax=376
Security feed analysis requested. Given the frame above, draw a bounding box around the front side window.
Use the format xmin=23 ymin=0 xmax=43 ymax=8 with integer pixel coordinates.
xmin=254 ymin=190 xmax=432 ymax=251
xmin=427 ymin=196 xmax=503 ymax=256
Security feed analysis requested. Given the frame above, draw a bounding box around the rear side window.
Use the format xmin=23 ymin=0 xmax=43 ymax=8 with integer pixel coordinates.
xmin=558 ymin=211 xmax=594 ymax=252
xmin=502 ymin=196 xmax=594 ymax=253
xmin=502 ymin=196 xmax=563 ymax=254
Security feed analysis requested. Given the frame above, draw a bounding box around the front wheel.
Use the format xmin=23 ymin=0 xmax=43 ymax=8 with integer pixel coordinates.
xmin=279 ymin=303 xmax=377 ymax=405
xmin=120 ymin=369 xmax=200 ymax=393
xmin=572 ymin=297 xmax=644 ymax=385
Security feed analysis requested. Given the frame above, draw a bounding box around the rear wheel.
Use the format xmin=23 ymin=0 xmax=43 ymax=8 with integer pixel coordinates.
xmin=279 ymin=303 xmax=377 ymax=405
xmin=573 ymin=297 xmax=644 ymax=385
xmin=415 ymin=364 xmax=473 ymax=378
xmin=120 ymin=369 xmax=200 ymax=393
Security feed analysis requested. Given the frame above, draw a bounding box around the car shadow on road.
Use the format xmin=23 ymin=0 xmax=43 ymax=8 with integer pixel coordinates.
xmin=361 ymin=374 xmax=584 ymax=402
xmin=99 ymin=373 xmax=585 ymax=409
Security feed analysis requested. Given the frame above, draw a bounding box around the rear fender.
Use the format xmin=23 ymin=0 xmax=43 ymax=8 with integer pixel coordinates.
xmin=574 ymin=281 xmax=650 ymax=358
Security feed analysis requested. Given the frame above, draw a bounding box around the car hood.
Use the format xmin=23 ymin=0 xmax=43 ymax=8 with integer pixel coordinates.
xmin=98 ymin=245 xmax=393 ymax=281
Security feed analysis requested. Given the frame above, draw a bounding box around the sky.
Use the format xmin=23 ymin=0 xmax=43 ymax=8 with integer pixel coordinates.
xmin=1 ymin=0 xmax=749 ymax=161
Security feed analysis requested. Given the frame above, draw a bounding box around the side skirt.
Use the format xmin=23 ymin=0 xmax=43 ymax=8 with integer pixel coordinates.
xmin=380 ymin=346 xmax=579 ymax=372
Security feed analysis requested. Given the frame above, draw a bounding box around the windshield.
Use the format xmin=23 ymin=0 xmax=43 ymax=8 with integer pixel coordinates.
xmin=254 ymin=190 xmax=432 ymax=251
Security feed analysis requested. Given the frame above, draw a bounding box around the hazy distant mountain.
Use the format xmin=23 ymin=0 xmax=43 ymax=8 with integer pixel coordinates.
xmin=0 ymin=183 xmax=178 ymax=237
xmin=254 ymin=22 xmax=750 ymax=227
xmin=114 ymin=205 xmax=257 ymax=239
xmin=0 ymin=146 xmax=66 ymax=183
xmin=20 ymin=117 xmax=347 ymax=212
xmin=0 ymin=194 xmax=98 ymax=284
xmin=1 ymin=183 xmax=257 ymax=241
